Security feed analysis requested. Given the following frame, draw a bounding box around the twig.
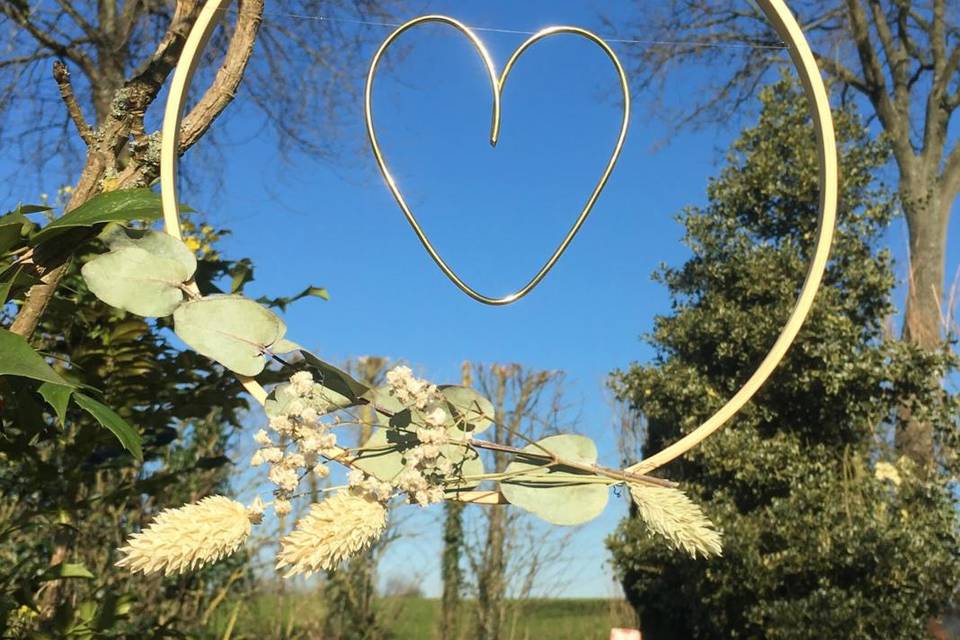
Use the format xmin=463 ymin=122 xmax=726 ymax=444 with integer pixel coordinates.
xmin=52 ymin=61 xmax=94 ymax=145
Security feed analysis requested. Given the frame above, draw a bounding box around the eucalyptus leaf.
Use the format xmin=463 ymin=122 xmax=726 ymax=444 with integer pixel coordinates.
xmin=0 ymin=328 xmax=71 ymax=385
xmin=82 ymin=247 xmax=192 ymax=317
xmin=264 ymin=382 xmax=296 ymax=418
xmin=352 ymin=428 xmax=417 ymax=482
xmin=440 ymin=385 xmax=495 ymax=435
xmin=444 ymin=444 xmax=484 ymax=490
xmin=270 ymin=338 xmax=302 ymax=354
xmin=73 ymin=392 xmax=143 ymax=461
xmin=500 ymin=434 xmax=609 ymax=526
xmin=102 ymin=227 xmax=196 ymax=275
xmin=364 ymin=385 xmax=408 ymax=428
xmin=173 ymin=294 xmax=286 ymax=376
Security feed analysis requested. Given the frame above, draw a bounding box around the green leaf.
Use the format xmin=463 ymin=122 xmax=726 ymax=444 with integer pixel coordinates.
xmin=41 ymin=562 xmax=95 ymax=581
xmin=173 ymin=294 xmax=286 ymax=376
xmin=440 ymin=385 xmax=495 ymax=435
xmin=0 ymin=265 xmax=19 ymax=305
xmin=352 ymin=428 xmax=415 ymax=482
xmin=32 ymin=189 xmax=166 ymax=242
xmin=301 ymin=350 xmax=370 ymax=405
xmin=500 ymin=434 xmax=609 ymax=526
xmin=0 ymin=212 xmax=35 ymax=254
xmin=258 ymin=284 xmax=330 ymax=311
xmin=82 ymin=246 xmax=193 ymax=317
xmin=270 ymin=338 xmax=301 ymax=354
xmin=0 ymin=328 xmax=70 ymax=385
xmin=73 ymin=392 xmax=143 ymax=461
xmin=444 ymin=443 xmax=484 ymax=490
xmin=38 ymin=382 xmax=73 ymax=426
xmin=102 ymin=227 xmax=197 ymax=275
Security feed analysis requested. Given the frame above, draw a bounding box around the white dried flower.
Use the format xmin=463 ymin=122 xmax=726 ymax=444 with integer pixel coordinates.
xmin=313 ymin=463 xmax=330 ymax=479
xmin=290 ymin=371 xmax=314 ymax=396
xmin=424 ymin=405 xmax=448 ymax=427
xmin=283 ymin=453 xmax=306 ymax=469
xmin=420 ymin=444 xmax=441 ymax=460
xmin=277 ymin=493 xmax=387 ymax=576
xmin=269 ymin=415 xmax=294 ymax=435
xmin=260 ymin=447 xmax=283 ymax=464
xmin=274 ymin=499 xmax=292 ymax=517
xmin=250 ymin=450 xmax=265 ymax=466
xmin=254 ymin=429 xmax=273 ymax=446
xmin=247 ymin=497 xmax=266 ymax=524
xmin=116 ymin=496 xmax=251 ymax=576
xmin=300 ymin=407 xmax=319 ymax=424
xmin=269 ymin=466 xmax=300 ymax=493
xmin=629 ymin=483 xmax=722 ymax=559
xmin=347 ymin=469 xmax=365 ymax=487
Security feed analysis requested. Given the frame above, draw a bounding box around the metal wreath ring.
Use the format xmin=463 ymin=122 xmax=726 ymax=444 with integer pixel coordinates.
xmin=159 ymin=0 xmax=838 ymax=492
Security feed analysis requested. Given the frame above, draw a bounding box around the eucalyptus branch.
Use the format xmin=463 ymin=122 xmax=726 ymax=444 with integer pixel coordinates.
xmin=461 ymin=436 xmax=676 ymax=489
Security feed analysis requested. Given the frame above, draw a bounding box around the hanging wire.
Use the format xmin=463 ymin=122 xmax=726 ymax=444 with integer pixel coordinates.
xmin=250 ymin=7 xmax=788 ymax=51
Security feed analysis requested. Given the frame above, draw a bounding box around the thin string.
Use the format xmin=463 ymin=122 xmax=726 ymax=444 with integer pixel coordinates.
xmin=253 ymin=8 xmax=788 ymax=51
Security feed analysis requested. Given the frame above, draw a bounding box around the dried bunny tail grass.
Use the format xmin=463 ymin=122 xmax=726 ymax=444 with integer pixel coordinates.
xmin=628 ymin=482 xmax=723 ymax=559
xmin=277 ymin=492 xmax=387 ymax=577
xmin=116 ymin=496 xmax=252 ymax=575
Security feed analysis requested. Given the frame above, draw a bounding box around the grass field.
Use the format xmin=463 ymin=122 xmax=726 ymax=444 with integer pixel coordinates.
xmin=211 ymin=595 xmax=638 ymax=639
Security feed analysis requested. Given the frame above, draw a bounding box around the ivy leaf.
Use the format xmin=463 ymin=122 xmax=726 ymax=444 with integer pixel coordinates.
xmin=0 ymin=328 xmax=71 ymax=385
xmin=440 ymin=385 xmax=495 ymax=435
xmin=82 ymin=247 xmax=193 ymax=317
xmin=73 ymin=392 xmax=143 ymax=461
xmin=500 ymin=434 xmax=609 ymax=526
xmin=173 ymin=294 xmax=286 ymax=376
xmin=32 ymin=189 xmax=166 ymax=242
xmin=38 ymin=382 xmax=73 ymax=426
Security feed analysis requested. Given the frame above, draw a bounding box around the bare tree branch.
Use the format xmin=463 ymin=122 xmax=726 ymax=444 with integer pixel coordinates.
xmin=179 ymin=0 xmax=263 ymax=152
xmin=52 ymin=60 xmax=94 ymax=145
xmin=0 ymin=3 xmax=96 ymax=79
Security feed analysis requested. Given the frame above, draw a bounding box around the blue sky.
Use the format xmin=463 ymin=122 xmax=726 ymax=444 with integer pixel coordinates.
xmin=4 ymin=0 xmax=958 ymax=599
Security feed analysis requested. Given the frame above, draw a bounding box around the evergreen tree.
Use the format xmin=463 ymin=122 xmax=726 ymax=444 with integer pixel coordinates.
xmin=607 ymin=77 xmax=960 ymax=639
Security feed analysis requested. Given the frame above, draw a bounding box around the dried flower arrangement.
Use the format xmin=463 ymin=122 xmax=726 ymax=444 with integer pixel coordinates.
xmin=80 ymin=0 xmax=837 ymax=580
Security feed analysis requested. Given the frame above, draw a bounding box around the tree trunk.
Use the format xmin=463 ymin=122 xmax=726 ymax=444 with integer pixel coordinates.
xmin=897 ymin=179 xmax=953 ymax=466
xmin=440 ymin=501 xmax=464 ymax=640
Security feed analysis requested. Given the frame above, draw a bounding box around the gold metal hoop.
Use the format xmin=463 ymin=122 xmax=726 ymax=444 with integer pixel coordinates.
xmin=363 ymin=15 xmax=631 ymax=306
xmin=626 ymin=1 xmax=838 ymax=474
xmin=159 ymin=1 xmax=837 ymax=480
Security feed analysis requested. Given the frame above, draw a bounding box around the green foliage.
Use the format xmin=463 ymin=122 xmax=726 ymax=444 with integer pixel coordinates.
xmin=607 ymin=77 xmax=960 ymax=639
xmin=440 ymin=385 xmax=495 ymax=435
xmin=0 ymin=328 xmax=71 ymax=385
xmin=500 ymin=434 xmax=609 ymax=525
xmin=30 ymin=189 xmax=165 ymax=242
xmin=1 ymin=202 xmax=255 ymax=636
xmin=82 ymin=246 xmax=193 ymax=317
xmin=72 ymin=392 xmax=143 ymax=461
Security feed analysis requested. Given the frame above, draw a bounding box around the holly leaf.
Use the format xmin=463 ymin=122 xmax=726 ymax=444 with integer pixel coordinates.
xmin=73 ymin=392 xmax=143 ymax=461
xmin=0 ymin=328 xmax=71 ymax=386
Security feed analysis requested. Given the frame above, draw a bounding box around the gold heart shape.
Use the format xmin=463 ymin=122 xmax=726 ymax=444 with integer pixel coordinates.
xmin=364 ymin=15 xmax=630 ymax=305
